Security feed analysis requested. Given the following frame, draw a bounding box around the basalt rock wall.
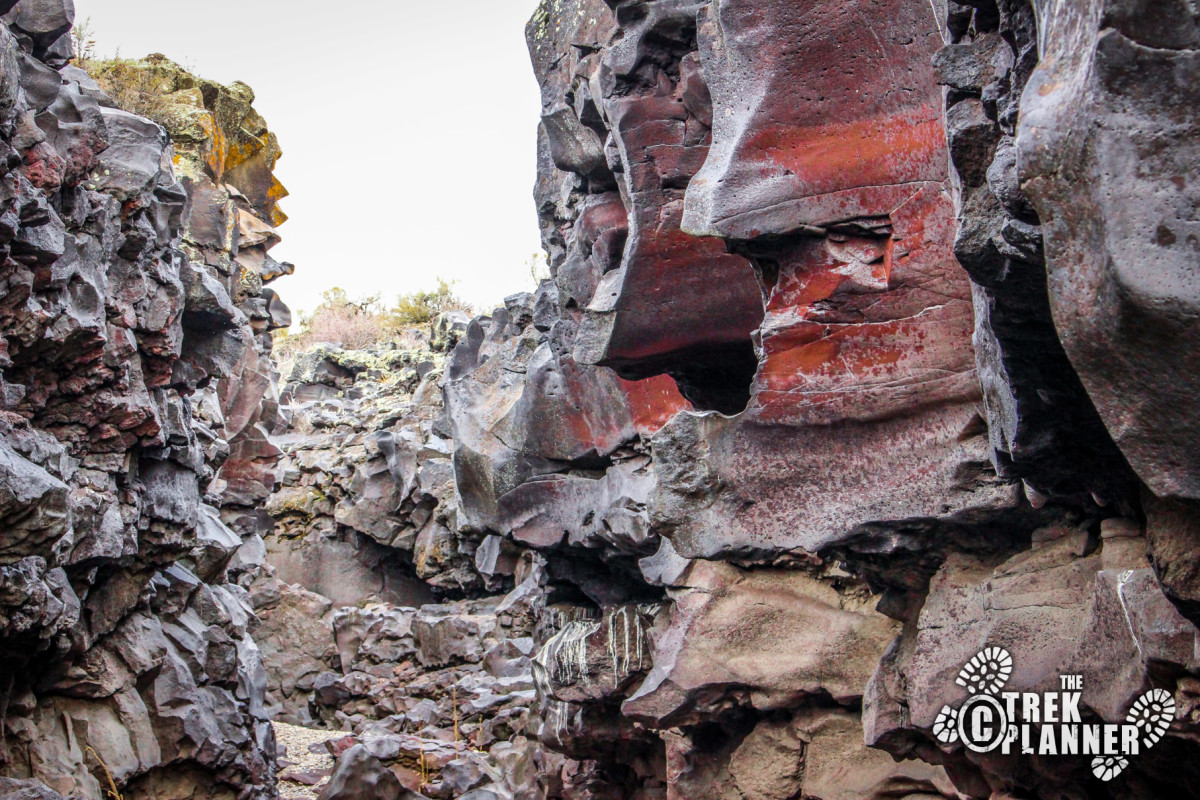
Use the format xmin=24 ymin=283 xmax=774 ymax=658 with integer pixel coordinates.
xmin=0 ymin=1 xmax=291 ymax=797
xmin=261 ymin=2 xmax=1200 ymax=798
xmin=4 ymin=0 xmax=1200 ymax=799
xmin=486 ymin=1 xmax=1200 ymax=798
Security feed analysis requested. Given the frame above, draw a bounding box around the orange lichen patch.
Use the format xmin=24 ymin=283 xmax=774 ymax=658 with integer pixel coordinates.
xmin=746 ymin=106 xmax=946 ymax=198
xmin=224 ymin=138 xmax=268 ymax=175
xmin=208 ymin=119 xmax=228 ymax=181
xmin=265 ymin=179 xmax=290 ymax=226
xmin=618 ymin=374 xmax=692 ymax=434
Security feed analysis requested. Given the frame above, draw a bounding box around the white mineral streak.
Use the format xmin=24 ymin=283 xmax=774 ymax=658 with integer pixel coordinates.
xmin=1116 ymin=570 xmax=1145 ymax=661
xmin=541 ymin=619 xmax=601 ymax=687
xmin=606 ymin=605 xmax=646 ymax=688
xmin=539 ymin=697 xmax=581 ymax=745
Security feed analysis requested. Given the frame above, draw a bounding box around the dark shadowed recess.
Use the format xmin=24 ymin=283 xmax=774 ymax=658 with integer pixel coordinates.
xmin=608 ymin=339 xmax=760 ymax=416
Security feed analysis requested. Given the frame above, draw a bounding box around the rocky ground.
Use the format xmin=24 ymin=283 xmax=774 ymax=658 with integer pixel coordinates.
xmin=275 ymin=722 xmax=342 ymax=800
xmin=247 ymin=321 xmax=564 ymax=799
xmin=3 ymin=0 xmax=1200 ymax=799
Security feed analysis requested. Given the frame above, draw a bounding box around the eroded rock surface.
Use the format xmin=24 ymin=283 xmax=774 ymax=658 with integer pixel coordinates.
xmin=0 ymin=7 xmax=291 ymax=797
xmin=6 ymin=0 xmax=1200 ymax=799
xmin=263 ymin=1 xmax=1200 ymax=798
xmin=503 ymin=1 xmax=1200 ymax=798
xmin=1018 ymin=0 xmax=1200 ymax=502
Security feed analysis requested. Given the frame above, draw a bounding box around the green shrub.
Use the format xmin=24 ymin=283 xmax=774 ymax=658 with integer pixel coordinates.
xmin=388 ymin=279 xmax=472 ymax=326
xmin=273 ymin=283 xmax=474 ymax=361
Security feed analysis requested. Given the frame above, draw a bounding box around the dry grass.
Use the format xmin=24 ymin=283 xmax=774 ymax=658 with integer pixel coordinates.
xmin=84 ymin=747 xmax=124 ymax=800
xmin=82 ymin=58 xmax=176 ymax=125
xmin=273 ymin=283 xmax=473 ymax=359
xmin=72 ymin=19 xmax=189 ymax=127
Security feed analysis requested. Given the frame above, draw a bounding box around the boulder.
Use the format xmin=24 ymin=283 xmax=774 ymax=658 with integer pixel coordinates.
xmin=318 ymin=745 xmax=421 ymax=800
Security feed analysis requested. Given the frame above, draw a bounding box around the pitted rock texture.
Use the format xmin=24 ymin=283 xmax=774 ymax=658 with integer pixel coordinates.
xmin=506 ymin=0 xmax=1200 ymax=798
xmin=0 ymin=5 xmax=291 ymax=797
xmin=5 ymin=0 xmax=1200 ymax=799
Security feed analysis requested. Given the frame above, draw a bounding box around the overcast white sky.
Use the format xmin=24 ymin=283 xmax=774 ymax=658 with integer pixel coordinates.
xmin=76 ymin=0 xmax=546 ymax=316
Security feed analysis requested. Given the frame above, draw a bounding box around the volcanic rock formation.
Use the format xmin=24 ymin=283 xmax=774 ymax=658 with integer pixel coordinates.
xmin=443 ymin=0 xmax=1200 ymax=797
xmin=4 ymin=0 xmax=1200 ymax=799
xmin=0 ymin=3 xmax=291 ymax=797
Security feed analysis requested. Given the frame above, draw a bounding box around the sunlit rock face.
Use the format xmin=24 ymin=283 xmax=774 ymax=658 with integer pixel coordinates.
xmin=0 ymin=7 xmax=290 ymax=796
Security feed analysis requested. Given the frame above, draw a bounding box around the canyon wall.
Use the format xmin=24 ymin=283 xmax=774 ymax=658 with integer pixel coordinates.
xmin=3 ymin=0 xmax=1200 ymax=799
xmin=266 ymin=3 xmax=1200 ymax=799
xmin=470 ymin=0 xmax=1200 ymax=797
xmin=0 ymin=2 xmax=290 ymax=797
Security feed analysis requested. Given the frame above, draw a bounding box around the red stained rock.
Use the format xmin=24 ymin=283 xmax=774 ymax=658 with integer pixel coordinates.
xmin=575 ymin=2 xmax=763 ymax=375
xmin=325 ymin=734 xmax=360 ymax=758
xmin=749 ymin=185 xmax=978 ymax=425
xmin=683 ymin=0 xmax=949 ymax=239
xmin=617 ymin=375 xmax=690 ymax=434
xmin=578 ymin=224 xmax=762 ymax=368
xmin=447 ymin=315 xmax=690 ymax=534
xmin=21 ymin=141 xmax=66 ymax=190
